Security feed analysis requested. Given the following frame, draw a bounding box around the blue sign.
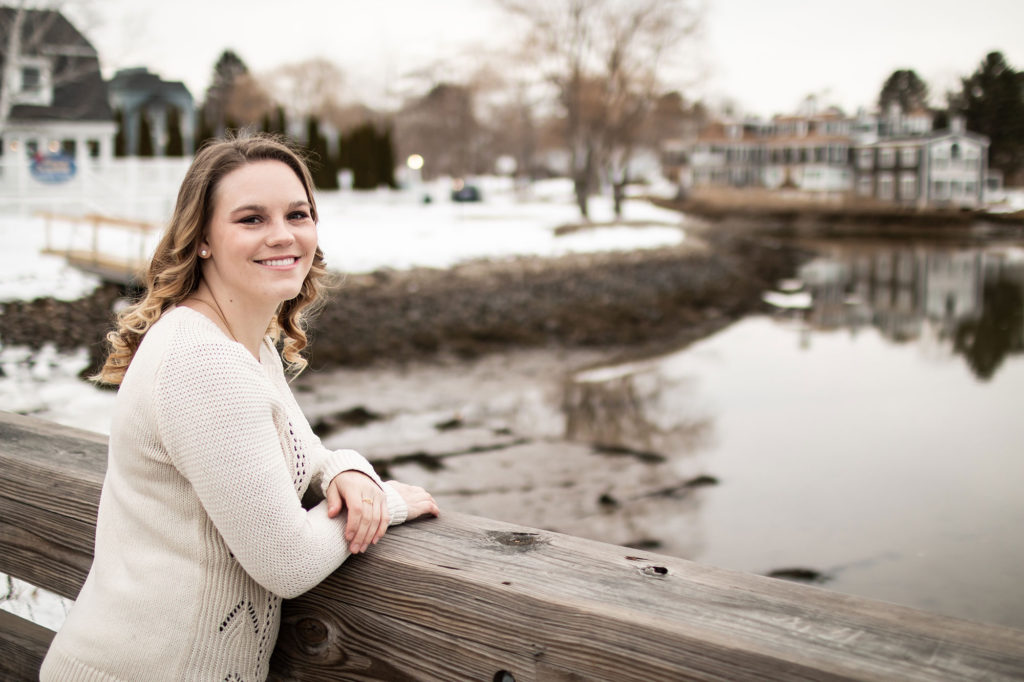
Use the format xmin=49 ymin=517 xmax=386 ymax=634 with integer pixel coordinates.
xmin=30 ymin=153 xmax=77 ymax=184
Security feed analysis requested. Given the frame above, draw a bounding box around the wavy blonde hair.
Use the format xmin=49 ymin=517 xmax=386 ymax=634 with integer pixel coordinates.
xmin=95 ymin=133 xmax=328 ymax=385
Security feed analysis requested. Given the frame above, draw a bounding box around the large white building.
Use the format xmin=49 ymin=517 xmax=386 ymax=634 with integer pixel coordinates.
xmin=687 ymin=106 xmax=991 ymax=209
xmin=0 ymin=7 xmax=117 ymax=169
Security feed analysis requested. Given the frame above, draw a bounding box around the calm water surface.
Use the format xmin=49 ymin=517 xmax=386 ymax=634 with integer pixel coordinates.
xmin=568 ymin=241 xmax=1024 ymax=629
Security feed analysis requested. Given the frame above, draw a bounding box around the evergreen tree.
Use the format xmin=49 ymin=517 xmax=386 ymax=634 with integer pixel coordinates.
xmin=305 ymin=115 xmax=338 ymax=189
xmin=377 ymin=125 xmax=397 ymax=188
xmin=137 ymin=111 xmax=155 ymax=157
xmin=165 ymin=105 xmax=184 ymax=157
xmin=273 ymin=106 xmax=287 ymax=137
xmin=114 ymin=108 xmax=126 ymax=157
xmin=878 ymin=69 xmax=929 ymax=112
xmin=194 ymin=104 xmax=216 ymax=151
xmin=336 ymin=123 xmax=398 ymax=189
xmin=952 ymin=52 xmax=1024 ymax=185
xmin=204 ymin=50 xmax=249 ymax=136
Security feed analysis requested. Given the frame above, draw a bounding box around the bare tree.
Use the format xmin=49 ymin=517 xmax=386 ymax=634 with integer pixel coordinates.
xmin=224 ymin=72 xmax=273 ymax=128
xmin=393 ymin=81 xmax=483 ymax=179
xmin=497 ymin=0 xmax=701 ymax=218
xmin=262 ymin=57 xmax=346 ymax=121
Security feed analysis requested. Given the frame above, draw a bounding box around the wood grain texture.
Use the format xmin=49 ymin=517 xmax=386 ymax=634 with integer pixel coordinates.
xmin=0 ymin=411 xmax=105 ymax=599
xmin=0 ymin=608 xmax=55 ymax=681
xmin=270 ymin=515 xmax=1024 ymax=681
xmin=2 ymin=411 xmax=1023 ymax=681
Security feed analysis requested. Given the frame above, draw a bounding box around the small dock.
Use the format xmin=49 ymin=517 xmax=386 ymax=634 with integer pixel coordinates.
xmin=38 ymin=211 xmax=160 ymax=286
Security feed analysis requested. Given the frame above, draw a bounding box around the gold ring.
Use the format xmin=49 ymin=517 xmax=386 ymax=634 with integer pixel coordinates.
xmin=362 ymin=498 xmax=373 ymax=504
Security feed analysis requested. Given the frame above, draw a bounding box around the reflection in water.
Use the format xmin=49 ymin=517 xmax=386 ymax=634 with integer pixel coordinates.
xmin=797 ymin=245 xmax=1024 ymax=379
xmin=954 ymin=279 xmax=1024 ymax=380
xmin=565 ymin=362 xmax=712 ymax=456
xmin=562 ymin=240 xmax=1024 ymax=629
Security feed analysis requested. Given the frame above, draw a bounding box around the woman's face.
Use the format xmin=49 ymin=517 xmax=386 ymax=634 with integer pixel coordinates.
xmin=200 ymin=160 xmax=317 ymax=313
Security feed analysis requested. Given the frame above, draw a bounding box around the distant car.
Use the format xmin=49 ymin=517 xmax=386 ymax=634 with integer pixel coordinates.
xmin=451 ymin=180 xmax=481 ymax=202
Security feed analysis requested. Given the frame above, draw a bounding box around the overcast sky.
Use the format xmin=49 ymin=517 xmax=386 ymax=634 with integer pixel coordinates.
xmin=75 ymin=0 xmax=1024 ymax=118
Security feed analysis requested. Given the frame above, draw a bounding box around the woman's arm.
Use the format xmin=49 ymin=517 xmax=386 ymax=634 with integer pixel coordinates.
xmin=154 ymin=341 xmax=390 ymax=599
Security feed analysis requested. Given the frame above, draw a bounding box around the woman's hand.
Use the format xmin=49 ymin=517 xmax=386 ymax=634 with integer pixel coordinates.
xmin=325 ymin=471 xmax=388 ymax=554
xmin=387 ymin=480 xmax=441 ymax=521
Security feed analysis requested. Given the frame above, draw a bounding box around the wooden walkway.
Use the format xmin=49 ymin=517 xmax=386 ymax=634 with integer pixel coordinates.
xmin=37 ymin=211 xmax=159 ymax=286
xmin=1 ymin=410 xmax=1022 ymax=680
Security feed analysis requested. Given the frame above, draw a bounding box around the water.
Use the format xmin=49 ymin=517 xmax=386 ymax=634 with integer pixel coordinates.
xmin=565 ymin=240 xmax=1024 ymax=629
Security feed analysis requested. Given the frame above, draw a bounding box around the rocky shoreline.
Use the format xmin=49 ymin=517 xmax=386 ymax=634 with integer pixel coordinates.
xmin=0 ymin=226 xmax=807 ymax=375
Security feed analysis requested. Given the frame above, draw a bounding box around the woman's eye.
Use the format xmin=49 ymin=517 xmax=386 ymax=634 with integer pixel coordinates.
xmin=239 ymin=215 xmax=262 ymax=225
xmin=288 ymin=211 xmax=311 ymax=221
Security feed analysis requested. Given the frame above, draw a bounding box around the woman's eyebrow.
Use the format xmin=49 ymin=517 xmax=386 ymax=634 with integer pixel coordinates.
xmin=229 ymin=200 xmax=309 ymax=215
xmin=229 ymin=203 xmax=266 ymax=215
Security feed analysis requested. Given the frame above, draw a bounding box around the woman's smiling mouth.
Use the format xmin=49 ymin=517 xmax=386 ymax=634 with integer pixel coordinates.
xmin=256 ymin=257 xmax=300 ymax=267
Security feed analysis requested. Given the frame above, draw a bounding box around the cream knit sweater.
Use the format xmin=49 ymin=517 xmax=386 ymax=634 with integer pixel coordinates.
xmin=41 ymin=306 xmax=407 ymax=682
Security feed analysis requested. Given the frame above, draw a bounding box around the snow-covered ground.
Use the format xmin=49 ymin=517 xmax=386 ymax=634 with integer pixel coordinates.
xmin=0 ymin=176 xmax=686 ymax=303
xmin=985 ymin=187 xmax=1024 ymax=213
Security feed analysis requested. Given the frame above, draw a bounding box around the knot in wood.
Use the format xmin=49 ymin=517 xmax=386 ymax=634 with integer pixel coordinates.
xmin=641 ymin=565 xmax=669 ymax=578
xmin=295 ymin=617 xmax=329 ymax=645
xmin=486 ymin=530 xmax=549 ymax=553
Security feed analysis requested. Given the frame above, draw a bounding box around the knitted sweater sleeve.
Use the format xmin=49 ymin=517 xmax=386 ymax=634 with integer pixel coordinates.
xmin=154 ymin=340 xmax=387 ymax=599
xmin=260 ymin=340 xmax=408 ymax=523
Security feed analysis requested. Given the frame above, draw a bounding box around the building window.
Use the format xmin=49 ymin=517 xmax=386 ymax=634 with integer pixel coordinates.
xmin=21 ymin=66 xmax=42 ymax=92
xmin=857 ymin=149 xmax=873 ymax=169
xmin=87 ymin=140 xmax=100 ymax=158
xmin=61 ymin=139 xmax=76 ymax=157
xmin=900 ymin=173 xmax=917 ymax=199
xmin=900 ymin=148 xmax=918 ymax=167
xmin=933 ymin=180 xmax=949 ymax=199
xmin=815 ymin=147 xmax=826 ymax=162
xmin=965 ymin=181 xmax=976 ymax=196
xmin=878 ymin=173 xmax=894 ymax=200
xmin=26 ymin=140 xmax=39 ymax=157
xmin=857 ymin=176 xmax=873 ymax=196
xmin=879 ymin=148 xmax=895 ymax=168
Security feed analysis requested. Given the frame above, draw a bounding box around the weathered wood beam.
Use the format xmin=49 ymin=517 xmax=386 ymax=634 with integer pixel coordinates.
xmin=0 ymin=609 xmax=54 ymax=681
xmin=2 ymin=411 xmax=1023 ymax=681
xmin=0 ymin=411 xmax=104 ymax=599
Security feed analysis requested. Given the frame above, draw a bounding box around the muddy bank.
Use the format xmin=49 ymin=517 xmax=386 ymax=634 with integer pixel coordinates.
xmin=306 ymin=229 xmax=805 ymax=367
xmin=652 ymin=196 xmax=1024 ymax=241
xmin=0 ymin=228 xmax=807 ymax=374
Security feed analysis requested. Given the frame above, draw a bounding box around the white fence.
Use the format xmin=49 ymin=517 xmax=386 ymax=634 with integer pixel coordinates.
xmin=0 ymin=157 xmax=190 ymax=222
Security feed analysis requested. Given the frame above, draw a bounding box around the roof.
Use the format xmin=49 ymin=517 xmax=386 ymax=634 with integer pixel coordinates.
xmin=863 ymin=129 xmax=990 ymax=148
xmin=0 ymin=7 xmax=113 ymax=122
xmin=108 ymin=67 xmax=193 ymax=103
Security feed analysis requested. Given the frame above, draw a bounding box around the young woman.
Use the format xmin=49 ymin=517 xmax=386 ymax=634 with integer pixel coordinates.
xmin=40 ymin=134 xmax=439 ymax=681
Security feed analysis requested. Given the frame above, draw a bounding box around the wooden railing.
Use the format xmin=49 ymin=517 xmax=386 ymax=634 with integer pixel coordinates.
xmin=1 ymin=410 xmax=1022 ymax=681
xmin=37 ymin=211 xmax=160 ymax=285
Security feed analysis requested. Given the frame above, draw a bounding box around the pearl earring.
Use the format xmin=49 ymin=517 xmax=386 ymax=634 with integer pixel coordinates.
xmin=200 ymin=249 xmax=208 ymax=257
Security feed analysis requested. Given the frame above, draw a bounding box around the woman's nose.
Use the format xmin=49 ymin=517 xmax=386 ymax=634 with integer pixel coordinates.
xmin=265 ymin=217 xmax=295 ymax=246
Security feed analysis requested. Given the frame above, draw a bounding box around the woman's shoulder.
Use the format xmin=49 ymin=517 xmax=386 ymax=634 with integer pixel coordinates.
xmin=145 ymin=307 xmax=262 ymax=378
